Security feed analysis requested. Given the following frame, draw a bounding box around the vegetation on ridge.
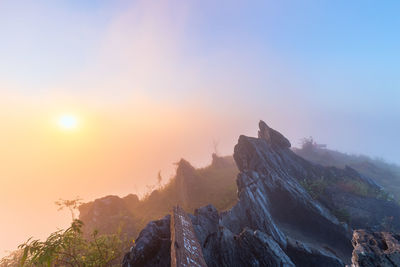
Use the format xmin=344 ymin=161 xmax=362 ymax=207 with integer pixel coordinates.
xmin=295 ymin=137 xmax=400 ymax=200
xmin=1 ymin=199 xmax=128 ymax=267
xmin=78 ymin=155 xmax=239 ymax=242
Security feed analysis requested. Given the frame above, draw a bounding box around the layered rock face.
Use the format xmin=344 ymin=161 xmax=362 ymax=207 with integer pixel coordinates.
xmin=351 ymin=230 xmax=400 ymax=266
xmin=123 ymin=121 xmax=400 ymax=266
xmin=123 ymin=215 xmax=171 ymax=267
xmin=191 ymin=121 xmax=352 ymax=266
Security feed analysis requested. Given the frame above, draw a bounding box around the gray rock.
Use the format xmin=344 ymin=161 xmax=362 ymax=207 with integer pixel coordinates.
xmin=122 ymin=215 xmax=171 ymax=267
xmin=122 ymin=120 xmax=400 ymax=266
xmin=258 ymin=120 xmax=291 ymax=149
xmin=286 ymin=237 xmax=344 ymax=267
xmin=203 ymin=227 xmax=295 ymax=267
xmin=351 ymin=230 xmax=400 ymax=267
xmin=188 ymin=121 xmax=352 ymax=266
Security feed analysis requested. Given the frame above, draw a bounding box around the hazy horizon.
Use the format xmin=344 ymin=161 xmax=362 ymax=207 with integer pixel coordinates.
xmin=1 ymin=0 xmax=399 ymax=257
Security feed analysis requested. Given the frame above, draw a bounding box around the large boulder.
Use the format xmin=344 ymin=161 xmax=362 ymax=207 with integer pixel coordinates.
xmin=351 ymin=230 xmax=400 ymax=267
xmin=122 ymin=215 xmax=171 ymax=267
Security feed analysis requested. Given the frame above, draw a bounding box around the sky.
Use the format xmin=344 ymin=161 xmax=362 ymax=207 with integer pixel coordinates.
xmin=0 ymin=0 xmax=399 ymax=256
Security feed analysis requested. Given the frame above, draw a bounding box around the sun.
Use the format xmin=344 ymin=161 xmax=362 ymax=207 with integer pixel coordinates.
xmin=58 ymin=114 xmax=78 ymax=130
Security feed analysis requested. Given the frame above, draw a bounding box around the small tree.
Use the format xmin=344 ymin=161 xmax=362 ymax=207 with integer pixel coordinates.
xmin=212 ymin=139 xmax=220 ymax=156
xmin=157 ymin=171 xmax=162 ymax=188
xmin=18 ymin=220 xmax=126 ymax=267
xmin=55 ymin=197 xmax=83 ymax=221
xmin=300 ymin=136 xmax=316 ymax=152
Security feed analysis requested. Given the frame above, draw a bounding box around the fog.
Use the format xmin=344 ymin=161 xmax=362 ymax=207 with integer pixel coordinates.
xmin=1 ymin=0 xmax=399 ymax=256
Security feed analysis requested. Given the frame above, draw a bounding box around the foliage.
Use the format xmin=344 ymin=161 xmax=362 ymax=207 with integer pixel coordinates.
xmin=336 ymin=180 xmax=372 ymax=197
xmin=18 ymin=219 xmax=127 ymax=267
xmin=55 ymin=198 xmax=83 ymax=221
xmin=131 ymin=156 xmax=239 ymax=232
xmin=300 ymin=178 xmax=328 ymax=199
xmin=377 ymin=190 xmax=395 ymax=202
xmin=294 ymin=139 xmax=400 ymax=201
xmin=0 ymin=250 xmax=24 ymax=267
xmin=0 ymin=198 xmax=130 ymax=267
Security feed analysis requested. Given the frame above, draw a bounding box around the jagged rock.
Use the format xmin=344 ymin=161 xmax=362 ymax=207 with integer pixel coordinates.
xmin=258 ymin=120 xmax=291 ymax=149
xmin=122 ymin=120 xmax=400 ymax=266
xmin=187 ymin=121 xmax=354 ymax=266
xmin=230 ymin=125 xmax=352 ymax=248
xmin=203 ymin=227 xmax=295 ymax=267
xmin=122 ymin=215 xmax=171 ymax=267
xmin=286 ymin=237 xmax=344 ymax=267
xmin=351 ymin=230 xmax=400 ymax=267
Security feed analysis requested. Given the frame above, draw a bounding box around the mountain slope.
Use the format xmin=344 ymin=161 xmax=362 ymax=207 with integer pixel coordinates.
xmin=294 ymin=139 xmax=400 ymax=201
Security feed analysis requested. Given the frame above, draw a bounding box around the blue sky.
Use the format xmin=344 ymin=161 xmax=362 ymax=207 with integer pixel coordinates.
xmin=0 ymin=0 xmax=399 ymax=161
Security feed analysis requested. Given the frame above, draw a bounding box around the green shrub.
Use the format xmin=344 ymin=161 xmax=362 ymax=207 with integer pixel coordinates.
xmin=377 ymin=190 xmax=395 ymax=202
xmin=300 ymin=178 xmax=328 ymax=199
xmin=18 ymin=220 xmax=127 ymax=267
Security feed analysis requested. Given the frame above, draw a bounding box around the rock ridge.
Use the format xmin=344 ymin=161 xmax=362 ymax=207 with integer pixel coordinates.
xmin=122 ymin=120 xmax=400 ymax=267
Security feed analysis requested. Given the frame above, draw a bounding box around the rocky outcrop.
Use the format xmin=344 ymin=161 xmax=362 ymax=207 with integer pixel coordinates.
xmin=285 ymin=238 xmax=344 ymax=267
xmin=258 ymin=120 xmax=291 ymax=149
xmin=202 ymin=227 xmax=295 ymax=267
xmin=351 ymin=230 xmax=400 ymax=267
xmin=191 ymin=120 xmax=353 ymax=266
xmin=123 ymin=121 xmax=400 ymax=266
xmin=122 ymin=215 xmax=171 ymax=267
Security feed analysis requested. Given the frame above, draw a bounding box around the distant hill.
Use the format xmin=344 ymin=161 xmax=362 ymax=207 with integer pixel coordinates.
xmin=293 ymin=137 xmax=400 ymax=201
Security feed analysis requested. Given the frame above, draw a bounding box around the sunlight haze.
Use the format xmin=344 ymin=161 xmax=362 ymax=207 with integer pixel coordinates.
xmin=0 ymin=0 xmax=399 ymax=257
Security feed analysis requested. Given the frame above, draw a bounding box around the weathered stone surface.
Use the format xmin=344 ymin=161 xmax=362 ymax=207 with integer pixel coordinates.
xmin=286 ymin=237 xmax=344 ymax=267
xmin=258 ymin=120 xmax=291 ymax=149
xmin=351 ymin=230 xmax=400 ymax=267
xmin=202 ymin=227 xmax=295 ymax=267
xmin=170 ymin=206 xmax=207 ymax=267
xmin=122 ymin=215 xmax=171 ymax=267
xmin=189 ymin=205 xmax=220 ymax=247
xmin=187 ymin=121 xmax=353 ymax=266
